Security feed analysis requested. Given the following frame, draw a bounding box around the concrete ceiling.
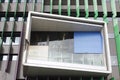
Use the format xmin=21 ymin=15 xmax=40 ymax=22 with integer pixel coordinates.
xmin=31 ymin=16 xmax=102 ymax=31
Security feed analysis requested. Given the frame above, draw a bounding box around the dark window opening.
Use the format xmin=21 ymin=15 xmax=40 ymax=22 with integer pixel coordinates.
xmin=30 ymin=32 xmax=73 ymax=45
xmin=0 ymin=32 xmax=21 ymax=43
xmin=97 ymin=0 xmax=102 ymax=5
xmin=88 ymin=0 xmax=93 ymax=5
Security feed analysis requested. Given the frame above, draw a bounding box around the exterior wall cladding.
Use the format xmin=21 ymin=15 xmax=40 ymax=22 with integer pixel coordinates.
xmin=0 ymin=0 xmax=120 ymax=80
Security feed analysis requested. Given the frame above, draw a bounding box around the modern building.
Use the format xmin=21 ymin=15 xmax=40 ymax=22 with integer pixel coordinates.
xmin=0 ymin=0 xmax=120 ymax=80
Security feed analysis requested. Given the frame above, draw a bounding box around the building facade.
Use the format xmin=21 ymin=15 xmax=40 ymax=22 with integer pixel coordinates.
xmin=0 ymin=0 xmax=120 ymax=80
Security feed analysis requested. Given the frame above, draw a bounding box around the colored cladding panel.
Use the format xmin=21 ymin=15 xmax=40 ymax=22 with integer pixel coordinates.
xmin=74 ymin=32 xmax=103 ymax=53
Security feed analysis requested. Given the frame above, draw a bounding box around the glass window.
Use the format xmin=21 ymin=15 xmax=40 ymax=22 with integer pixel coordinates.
xmin=74 ymin=32 xmax=103 ymax=53
xmin=37 ymin=0 xmax=42 ymax=2
xmin=24 ymin=17 xmax=27 ymax=21
xmin=9 ymin=17 xmax=14 ymax=21
xmin=15 ymin=37 xmax=20 ymax=44
xmin=3 ymin=37 xmax=6 ymax=44
xmin=28 ymin=0 xmax=33 ymax=2
xmin=1 ymin=0 xmax=4 ymax=3
xmin=21 ymin=0 xmax=26 ymax=2
xmin=13 ymin=37 xmax=20 ymax=45
xmin=74 ymin=32 xmax=104 ymax=66
xmin=5 ymin=37 xmax=11 ymax=44
xmin=18 ymin=0 xmax=21 ymax=3
xmin=12 ymin=56 xmax=18 ymax=61
xmin=1 ymin=17 xmax=6 ymax=21
xmin=12 ymin=0 xmax=17 ymax=2
xmin=18 ymin=17 xmax=23 ymax=21
xmin=4 ymin=0 xmax=9 ymax=2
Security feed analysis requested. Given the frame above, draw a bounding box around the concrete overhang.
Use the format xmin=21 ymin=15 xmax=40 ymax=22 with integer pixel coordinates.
xmin=23 ymin=11 xmax=111 ymax=76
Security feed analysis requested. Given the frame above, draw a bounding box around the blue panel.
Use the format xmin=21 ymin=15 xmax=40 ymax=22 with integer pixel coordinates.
xmin=74 ymin=32 xmax=103 ymax=53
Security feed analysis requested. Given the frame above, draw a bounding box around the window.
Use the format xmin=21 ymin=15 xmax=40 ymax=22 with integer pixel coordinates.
xmin=21 ymin=0 xmax=26 ymax=2
xmin=74 ymin=32 xmax=103 ymax=53
xmin=4 ymin=0 xmax=9 ymax=2
xmin=12 ymin=37 xmax=20 ymax=45
xmin=9 ymin=17 xmax=14 ymax=21
xmin=18 ymin=17 xmax=23 ymax=21
xmin=28 ymin=0 xmax=33 ymax=3
xmin=24 ymin=17 xmax=27 ymax=21
xmin=12 ymin=0 xmax=18 ymax=2
xmin=3 ymin=37 xmax=11 ymax=45
xmin=0 ymin=32 xmax=20 ymax=45
xmin=37 ymin=0 xmax=42 ymax=3
xmin=1 ymin=0 xmax=4 ymax=3
xmin=74 ymin=32 xmax=104 ymax=66
xmin=0 ymin=17 xmax=6 ymax=21
xmin=18 ymin=0 xmax=21 ymax=3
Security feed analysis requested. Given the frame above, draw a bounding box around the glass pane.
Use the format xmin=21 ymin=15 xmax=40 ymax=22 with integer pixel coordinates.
xmin=28 ymin=32 xmax=105 ymax=67
xmin=14 ymin=37 xmax=20 ymax=44
xmin=21 ymin=0 xmax=26 ymax=2
xmin=3 ymin=37 xmax=11 ymax=45
xmin=37 ymin=0 xmax=42 ymax=2
xmin=5 ymin=0 xmax=9 ymax=2
xmin=74 ymin=32 xmax=103 ymax=53
xmin=9 ymin=17 xmax=14 ymax=21
xmin=29 ymin=0 xmax=33 ymax=2
xmin=12 ymin=0 xmax=17 ymax=2
xmin=18 ymin=17 xmax=23 ymax=21
xmin=1 ymin=17 xmax=6 ymax=21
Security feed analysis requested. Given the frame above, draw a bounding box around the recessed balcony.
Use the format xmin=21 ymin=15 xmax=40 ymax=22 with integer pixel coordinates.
xmin=23 ymin=11 xmax=111 ymax=76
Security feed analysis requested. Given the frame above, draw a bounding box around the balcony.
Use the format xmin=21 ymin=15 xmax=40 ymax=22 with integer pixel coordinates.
xmin=23 ymin=11 xmax=111 ymax=76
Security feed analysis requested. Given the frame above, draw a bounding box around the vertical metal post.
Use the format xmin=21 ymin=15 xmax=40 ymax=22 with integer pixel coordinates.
xmin=110 ymin=77 xmax=115 ymax=80
xmin=67 ymin=0 xmax=71 ymax=16
xmin=4 ymin=0 xmax=10 ymax=72
xmin=0 ymin=21 xmax=5 ymax=51
xmin=58 ymin=0 xmax=62 ymax=15
xmin=50 ymin=0 xmax=53 ymax=14
xmin=111 ymin=0 xmax=120 ymax=74
xmin=102 ymin=0 xmax=108 ymax=22
xmin=84 ymin=0 xmax=89 ymax=18
xmin=93 ymin=0 xmax=98 ymax=19
xmin=111 ymin=0 xmax=116 ymax=18
xmin=5 ymin=0 xmax=10 ymax=18
xmin=23 ymin=0 xmax=27 ymax=18
xmin=14 ymin=0 xmax=18 ymax=17
xmin=113 ymin=18 xmax=120 ymax=73
xmin=76 ymin=0 xmax=80 ymax=17
xmin=119 ymin=0 xmax=120 ymax=6
xmin=41 ymin=0 xmax=44 ymax=12
xmin=33 ymin=0 xmax=36 ymax=11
